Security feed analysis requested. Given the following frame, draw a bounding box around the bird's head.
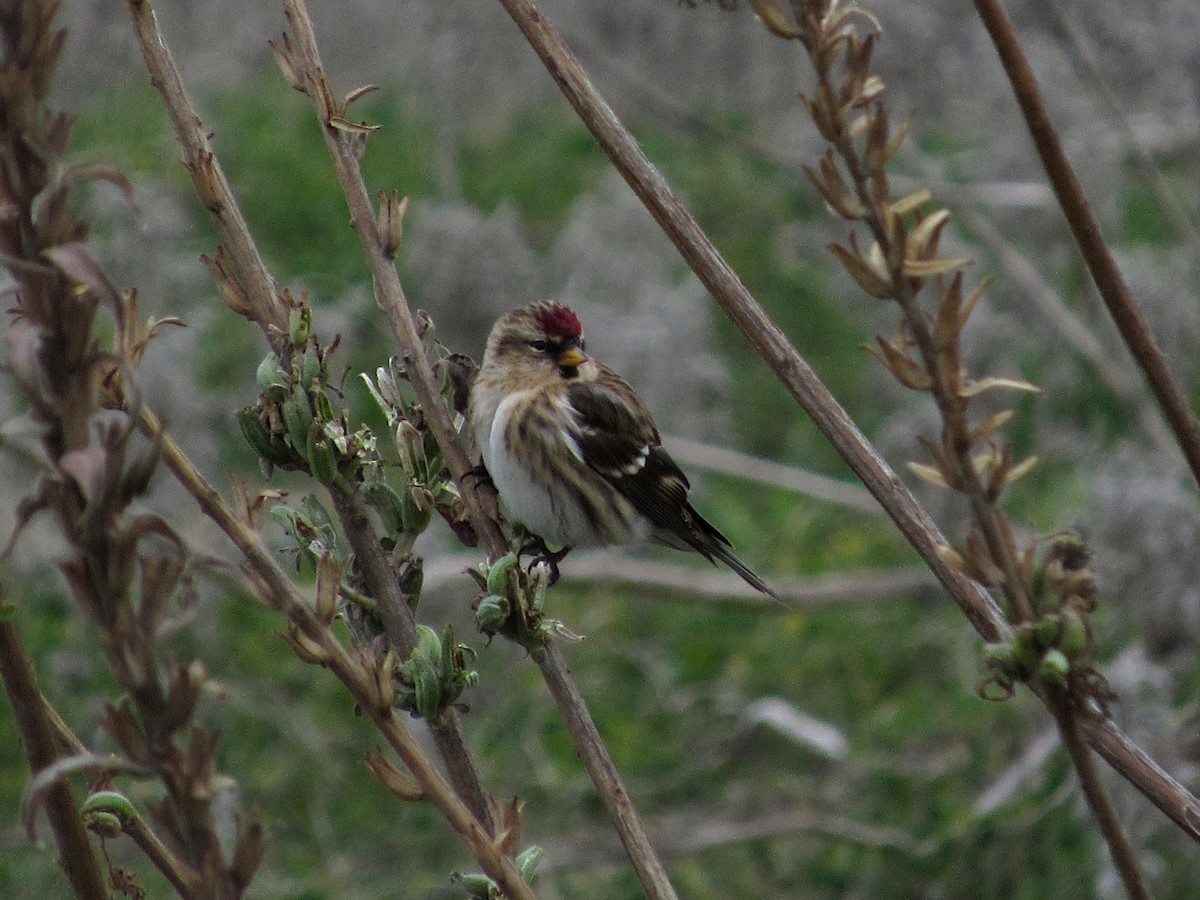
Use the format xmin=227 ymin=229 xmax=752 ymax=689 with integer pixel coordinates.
xmin=482 ymin=301 xmax=589 ymax=382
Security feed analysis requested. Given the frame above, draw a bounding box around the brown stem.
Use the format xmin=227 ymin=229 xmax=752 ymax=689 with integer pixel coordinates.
xmin=973 ymin=0 xmax=1200 ymax=491
xmin=530 ymin=642 xmax=679 ymax=900
xmin=0 ymin=607 xmax=109 ymax=900
xmin=123 ymin=812 xmax=202 ymax=899
xmin=327 ymin=487 xmax=496 ymax=833
xmin=1047 ymin=691 xmax=1151 ymax=900
xmin=123 ymin=0 xmax=286 ymax=343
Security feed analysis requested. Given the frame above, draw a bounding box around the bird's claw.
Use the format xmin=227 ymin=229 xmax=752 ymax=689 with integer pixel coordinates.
xmin=518 ymin=534 xmax=570 ymax=586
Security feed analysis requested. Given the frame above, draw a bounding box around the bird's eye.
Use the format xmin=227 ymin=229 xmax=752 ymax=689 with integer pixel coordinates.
xmin=529 ymin=339 xmax=549 ymax=352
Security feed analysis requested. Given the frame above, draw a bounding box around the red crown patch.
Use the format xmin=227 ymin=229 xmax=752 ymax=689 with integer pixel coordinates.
xmin=536 ymin=304 xmax=583 ymax=339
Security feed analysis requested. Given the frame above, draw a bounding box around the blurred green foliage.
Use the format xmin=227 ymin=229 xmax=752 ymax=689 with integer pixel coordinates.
xmin=1 ymin=68 xmax=1191 ymax=900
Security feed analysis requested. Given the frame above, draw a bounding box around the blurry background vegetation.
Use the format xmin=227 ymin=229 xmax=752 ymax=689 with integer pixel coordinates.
xmin=3 ymin=0 xmax=1200 ymax=896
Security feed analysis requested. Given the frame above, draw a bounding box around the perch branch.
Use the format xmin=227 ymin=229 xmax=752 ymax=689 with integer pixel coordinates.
xmin=973 ymin=0 xmax=1200 ymax=491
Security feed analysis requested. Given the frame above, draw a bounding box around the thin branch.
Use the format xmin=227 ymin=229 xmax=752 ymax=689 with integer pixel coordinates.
xmin=274 ymin=2 xmax=677 ymax=896
xmin=0 ymin=608 xmax=109 ymax=900
xmin=540 ymin=807 xmax=935 ymax=870
xmin=663 ymin=434 xmax=884 ymax=515
xmin=528 ymin=641 xmax=678 ymax=899
xmin=327 ymin=487 xmax=495 ymax=833
xmin=973 ymin=0 xmax=1200 ymax=491
xmin=1048 ymin=691 xmax=1150 ymax=900
xmin=124 ymin=0 xmax=286 ymax=343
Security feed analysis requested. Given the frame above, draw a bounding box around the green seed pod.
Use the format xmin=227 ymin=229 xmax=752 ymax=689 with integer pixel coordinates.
xmin=486 ymin=553 xmax=519 ymax=596
xmin=1012 ymin=622 xmax=1041 ymax=671
xmin=281 ymin=395 xmax=314 ymax=451
xmin=1059 ymin=609 xmax=1089 ymax=659
xmin=256 ymin=352 xmax=288 ymax=390
xmin=983 ymin=640 xmax=1017 ymax=672
xmin=310 ymin=385 xmax=335 ymax=423
xmin=82 ymin=790 xmax=137 ymax=826
xmin=288 ymin=304 xmax=312 ymax=348
xmin=1039 ymin=648 xmax=1070 ymax=686
xmin=307 ymin=430 xmax=340 ymax=484
xmin=362 ymin=481 xmax=407 ymax=533
xmin=451 ymin=872 xmax=500 ymax=899
xmin=415 ymin=624 xmax=442 ymax=662
xmin=299 ymin=345 xmax=321 ymax=388
xmin=516 ymin=845 xmax=544 ymax=882
xmin=475 ymin=594 xmax=511 ymax=632
xmin=412 ymin=658 xmax=443 ymax=719
xmin=237 ymin=407 xmax=275 ymax=459
xmin=1034 ymin=614 xmax=1062 ymax=650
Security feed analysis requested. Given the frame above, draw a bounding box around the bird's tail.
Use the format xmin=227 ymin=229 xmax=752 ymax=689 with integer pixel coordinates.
xmin=708 ymin=542 xmax=780 ymax=601
xmin=681 ymin=504 xmax=781 ymax=602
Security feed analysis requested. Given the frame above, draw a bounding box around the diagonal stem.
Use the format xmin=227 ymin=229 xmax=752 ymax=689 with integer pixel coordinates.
xmin=973 ymin=0 xmax=1200 ymax=491
xmin=0 ymin=606 xmax=109 ymax=900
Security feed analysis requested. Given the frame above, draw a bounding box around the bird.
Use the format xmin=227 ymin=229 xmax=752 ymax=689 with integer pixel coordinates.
xmin=469 ymin=300 xmax=777 ymax=598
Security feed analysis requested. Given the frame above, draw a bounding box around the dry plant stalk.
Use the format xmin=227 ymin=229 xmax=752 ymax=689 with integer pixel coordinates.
xmin=754 ymin=0 xmax=1148 ymax=894
xmin=1 ymin=0 xmax=260 ymax=896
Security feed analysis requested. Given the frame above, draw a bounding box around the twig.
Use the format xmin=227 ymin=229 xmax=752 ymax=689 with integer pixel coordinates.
xmin=529 ymin=641 xmax=679 ymax=899
xmin=973 ymin=0 xmax=1200 ymax=492
xmin=124 ymin=0 xmax=286 ymax=342
xmin=274 ymin=2 xmax=678 ymax=895
xmin=663 ymin=434 xmax=884 ymax=515
xmin=492 ymin=0 xmax=1008 ymax=644
xmin=327 ymin=487 xmax=495 ymax=832
xmin=1048 ymin=690 xmax=1150 ymax=900
xmin=0 ymin=607 xmax=109 ymax=900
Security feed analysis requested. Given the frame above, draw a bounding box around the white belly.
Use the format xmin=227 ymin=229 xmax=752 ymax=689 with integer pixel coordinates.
xmin=484 ymin=393 xmax=624 ymax=548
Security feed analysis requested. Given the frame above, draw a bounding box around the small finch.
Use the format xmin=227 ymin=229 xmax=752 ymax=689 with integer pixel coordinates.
xmin=469 ymin=300 xmax=776 ymax=597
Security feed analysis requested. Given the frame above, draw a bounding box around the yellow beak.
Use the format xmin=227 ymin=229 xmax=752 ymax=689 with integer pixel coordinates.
xmin=557 ymin=348 xmax=587 ymax=368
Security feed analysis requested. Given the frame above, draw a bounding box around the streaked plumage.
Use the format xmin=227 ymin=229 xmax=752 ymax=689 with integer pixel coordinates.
xmin=469 ymin=300 xmax=775 ymax=597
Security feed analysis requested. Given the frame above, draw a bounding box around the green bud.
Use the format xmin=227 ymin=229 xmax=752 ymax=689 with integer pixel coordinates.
xmin=516 ymin=845 xmax=544 ymax=882
xmin=289 ymin=304 xmax=312 ymax=348
xmin=1039 ymin=648 xmax=1070 ymax=685
xmin=415 ymin=624 xmax=442 ymax=662
xmin=256 ymin=352 xmax=288 ymax=390
xmin=1060 ymin=609 xmax=1089 ymax=659
xmin=486 ymin=553 xmax=519 ymax=596
xmin=475 ymin=594 xmax=511 ymax=632
xmin=237 ymin=406 xmax=275 ymax=459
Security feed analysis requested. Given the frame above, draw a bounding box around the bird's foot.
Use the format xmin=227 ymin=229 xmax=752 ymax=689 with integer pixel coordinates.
xmin=518 ymin=535 xmax=570 ymax=586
